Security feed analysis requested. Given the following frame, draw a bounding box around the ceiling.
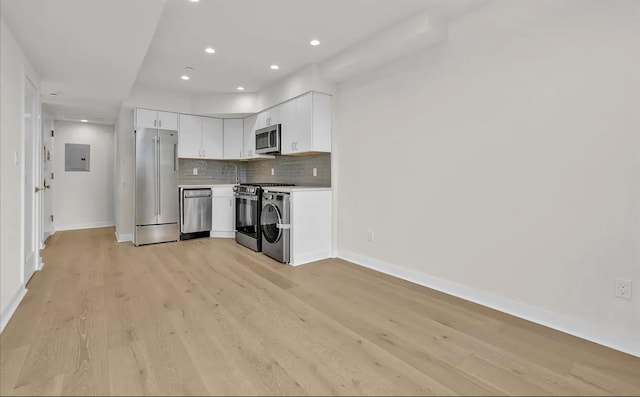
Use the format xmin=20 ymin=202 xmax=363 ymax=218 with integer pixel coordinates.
xmin=1 ymin=0 xmax=485 ymax=125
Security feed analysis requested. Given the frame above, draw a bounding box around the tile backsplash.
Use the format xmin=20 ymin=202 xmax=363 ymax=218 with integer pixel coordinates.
xmin=246 ymin=153 xmax=331 ymax=187
xmin=178 ymin=154 xmax=331 ymax=187
xmin=178 ymin=159 xmax=247 ymax=184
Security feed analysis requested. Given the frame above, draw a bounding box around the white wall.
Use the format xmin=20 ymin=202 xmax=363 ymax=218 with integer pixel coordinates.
xmin=53 ymin=121 xmax=115 ymax=230
xmin=0 ymin=18 xmax=37 ymax=330
xmin=114 ymin=107 xmax=134 ymax=241
xmin=335 ymin=0 xmax=640 ymax=356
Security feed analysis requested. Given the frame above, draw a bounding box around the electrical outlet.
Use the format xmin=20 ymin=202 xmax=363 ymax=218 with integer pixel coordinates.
xmin=192 ymin=168 xmax=198 ymax=176
xmin=615 ymin=279 xmax=632 ymax=300
xmin=271 ymin=168 xmax=274 ymax=176
xmin=313 ymin=167 xmax=318 ymax=177
xmin=367 ymin=230 xmax=374 ymax=242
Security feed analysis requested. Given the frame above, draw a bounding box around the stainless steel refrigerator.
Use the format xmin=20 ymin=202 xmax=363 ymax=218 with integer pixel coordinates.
xmin=134 ymin=127 xmax=179 ymax=245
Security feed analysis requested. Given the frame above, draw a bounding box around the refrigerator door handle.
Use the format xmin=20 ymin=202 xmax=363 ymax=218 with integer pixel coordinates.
xmin=157 ymin=135 xmax=161 ymax=216
xmin=174 ymin=144 xmax=179 ymax=171
xmin=153 ymin=135 xmax=158 ymax=216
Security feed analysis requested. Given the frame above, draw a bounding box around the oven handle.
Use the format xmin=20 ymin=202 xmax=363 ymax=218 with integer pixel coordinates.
xmin=234 ymin=194 xmax=259 ymax=201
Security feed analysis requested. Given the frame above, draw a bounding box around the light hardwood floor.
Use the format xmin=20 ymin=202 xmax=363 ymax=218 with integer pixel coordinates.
xmin=1 ymin=227 xmax=639 ymax=396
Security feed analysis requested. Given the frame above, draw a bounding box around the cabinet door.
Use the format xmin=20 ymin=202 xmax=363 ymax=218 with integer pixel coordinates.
xmin=201 ymin=117 xmax=223 ymax=159
xmin=223 ymin=119 xmax=244 ymax=159
xmin=212 ymin=196 xmax=234 ymax=232
xmin=178 ymin=114 xmax=202 ymax=158
xmin=293 ymin=93 xmax=313 ymax=153
xmin=135 ymin=108 xmax=158 ymax=129
xmin=157 ymin=111 xmax=178 ymax=130
xmin=311 ymin=92 xmax=332 ymax=152
xmin=256 ymin=109 xmax=271 ymax=129
xmin=243 ymin=114 xmax=257 ymax=158
xmin=279 ymin=99 xmax=297 ymax=155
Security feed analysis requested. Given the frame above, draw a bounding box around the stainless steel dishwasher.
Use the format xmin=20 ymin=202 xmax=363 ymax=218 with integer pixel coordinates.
xmin=179 ymin=188 xmax=212 ymax=240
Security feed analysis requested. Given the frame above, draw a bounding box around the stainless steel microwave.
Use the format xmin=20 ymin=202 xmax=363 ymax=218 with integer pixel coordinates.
xmin=255 ymin=124 xmax=281 ymax=154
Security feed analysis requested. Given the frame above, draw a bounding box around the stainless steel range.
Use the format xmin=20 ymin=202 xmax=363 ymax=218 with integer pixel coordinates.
xmin=233 ymin=183 xmax=295 ymax=251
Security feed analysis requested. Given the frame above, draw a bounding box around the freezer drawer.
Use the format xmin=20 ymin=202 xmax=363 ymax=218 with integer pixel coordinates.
xmin=135 ymin=223 xmax=179 ymax=245
xmin=180 ymin=188 xmax=212 ymax=234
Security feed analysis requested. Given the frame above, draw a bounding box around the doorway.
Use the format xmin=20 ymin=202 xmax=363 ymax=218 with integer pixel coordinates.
xmin=23 ymin=75 xmax=40 ymax=283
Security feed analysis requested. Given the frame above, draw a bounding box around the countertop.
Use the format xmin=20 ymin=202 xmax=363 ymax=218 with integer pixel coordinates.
xmin=262 ymin=186 xmax=332 ymax=193
xmin=178 ymin=183 xmax=236 ymax=189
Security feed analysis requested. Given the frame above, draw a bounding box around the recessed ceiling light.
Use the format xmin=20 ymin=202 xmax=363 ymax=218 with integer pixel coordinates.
xmin=189 ymin=0 xmax=199 ymax=2
xmin=310 ymin=39 xmax=320 ymax=46
xmin=80 ymin=119 xmax=88 ymax=123
xmin=181 ymin=75 xmax=190 ymax=80
xmin=270 ymin=65 xmax=279 ymax=70
xmin=205 ymin=47 xmax=215 ymax=54
xmin=236 ymin=86 xmax=245 ymax=91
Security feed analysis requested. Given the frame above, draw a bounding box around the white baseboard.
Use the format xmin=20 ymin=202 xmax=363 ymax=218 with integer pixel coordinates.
xmin=292 ymin=249 xmax=333 ymax=266
xmin=338 ymin=250 xmax=640 ymax=358
xmin=0 ymin=285 xmax=27 ymax=334
xmin=115 ymin=230 xmax=133 ymax=243
xmin=209 ymin=231 xmax=234 ymax=238
xmin=56 ymin=221 xmax=114 ymax=232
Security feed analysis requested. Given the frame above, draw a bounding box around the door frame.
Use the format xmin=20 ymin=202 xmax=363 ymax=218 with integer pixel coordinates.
xmin=21 ymin=64 xmax=42 ymax=285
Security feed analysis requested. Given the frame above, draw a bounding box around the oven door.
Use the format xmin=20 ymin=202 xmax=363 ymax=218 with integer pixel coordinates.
xmin=235 ymin=193 xmax=259 ymax=238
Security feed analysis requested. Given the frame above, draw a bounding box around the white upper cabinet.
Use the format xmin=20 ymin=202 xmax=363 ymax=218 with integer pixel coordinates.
xmin=281 ymin=92 xmax=331 ymax=155
xmin=178 ymin=114 xmax=223 ymax=159
xmin=243 ymin=114 xmax=257 ymax=158
xmin=135 ymin=108 xmax=178 ymax=130
xmin=223 ymin=119 xmax=244 ymax=159
xmin=178 ymin=114 xmax=202 ymax=158
xmin=157 ymin=111 xmax=178 ymax=130
xmin=201 ymin=117 xmax=223 ymax=159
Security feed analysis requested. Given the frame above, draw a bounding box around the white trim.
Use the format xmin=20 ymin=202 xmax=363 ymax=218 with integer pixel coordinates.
xmin=55 ymin=221 xmax=114 ymax=231
xmin=0 ymin=285 xmax=27 ymax=334
xmin=338 ymin=249 xmax=640 ymax=358
xmin=291 ymin=249 xmax=333 ymax=267
xmin=114 ymin=230 xmax=133 ymax=243
xmin=209 ymin=231 xmax=235 ymax=238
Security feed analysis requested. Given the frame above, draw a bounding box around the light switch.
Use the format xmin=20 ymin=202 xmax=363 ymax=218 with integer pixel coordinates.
xmin=193 ymin=168 xmax=198 ymax=176
xmin=313 ymin=168 xmax=317 ymax=177
xmin=271 ymin=168 xmax=274 ymax=176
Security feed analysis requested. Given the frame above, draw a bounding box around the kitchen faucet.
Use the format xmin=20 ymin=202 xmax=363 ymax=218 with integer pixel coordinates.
xmin=224 ymin=163 xmax=240 ymax=184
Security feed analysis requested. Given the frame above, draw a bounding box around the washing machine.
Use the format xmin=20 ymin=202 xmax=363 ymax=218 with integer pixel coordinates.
xmin=261 ymin=192 xmax=290 ymax=263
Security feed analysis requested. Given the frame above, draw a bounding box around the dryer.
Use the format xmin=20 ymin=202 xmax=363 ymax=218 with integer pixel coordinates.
xmin=261 ymin=192 xmax=290 ymax=263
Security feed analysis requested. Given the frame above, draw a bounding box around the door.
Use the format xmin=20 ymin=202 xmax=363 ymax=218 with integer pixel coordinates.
xmin=178 ymin=114 xmax=202 ymax=158
xmin=41 ymin=117 xmax=54 ymax=241
xmin=223 ymin=119 xmax=244 ymax=159
xmin=157 ymin=129 xmax=179 ymax=224
xmin=181 ymin=190 xmax=212 ymax=233
xmin=261 ymin=202 xmax=282 ymax=244
xmin=235 ymin=195 xmax=258 ymax=238
xmin=201 ymin=117 xmax=223 ymax=159
xmin=135 ymin=108 xmax=158 ymax=129
xmin=213 ymin=196 xmax=234 ymax=232
xmin=135 ymin=128 xmax=158 ymax=225
xmin=157 ymin=111 xmax=178 ymax=130
xmin=243 ymin=114 xmax=257 ymax=158
xmin=23 ymin=76 xmax=39 ymax=282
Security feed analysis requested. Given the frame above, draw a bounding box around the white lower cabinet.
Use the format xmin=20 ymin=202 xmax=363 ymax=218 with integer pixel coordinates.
xmin=211 ymin=186 xmax=235 ymax=238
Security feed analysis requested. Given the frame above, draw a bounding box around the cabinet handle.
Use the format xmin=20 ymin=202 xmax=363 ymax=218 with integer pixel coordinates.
xmin=154 ymin=119 xmax=157 ymax=127
xmin=229 ymin=199 xmax=232 ymax=206
xmin=239 ymin=151 xmax=242 ymax=158
xmin=159 ymin=119 xmax=162 ymax=128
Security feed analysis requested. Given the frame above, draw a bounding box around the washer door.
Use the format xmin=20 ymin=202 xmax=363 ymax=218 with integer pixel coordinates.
xmin=261 ymin=203 xmax=282 ymax=244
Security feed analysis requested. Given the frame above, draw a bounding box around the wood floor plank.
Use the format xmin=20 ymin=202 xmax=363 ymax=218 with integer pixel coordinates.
xmin=0 ymin=344 xmax=30 ymax=395
xmin=1 ymin=227 xmax=639 ymax=396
